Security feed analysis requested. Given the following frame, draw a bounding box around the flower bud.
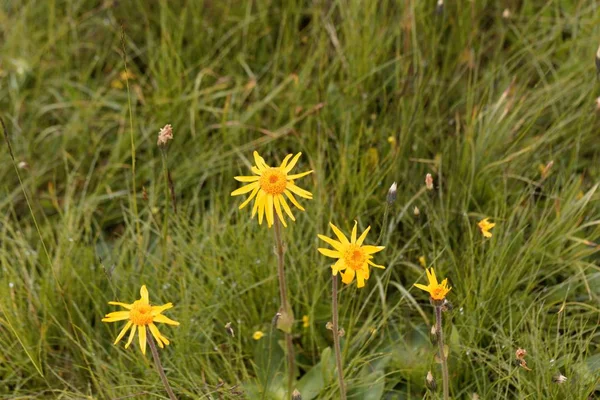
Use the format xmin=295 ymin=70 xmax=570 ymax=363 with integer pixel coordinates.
xmin=292 ymin=389 xmax=302 ymax=400
xmin=387 ymin=182 xmax=398 ymax=204
xmin=224 ymin=322 xmax=234 ymax=337
xmin=157 ymin=124 xmax=173 ymax=147
xmin=553 ymin=373 xmax=567 ymax=384
xmin=596 ymin=44 xmax=600 ymax=75
xmin=413 ymin=206 xmax=420 ymax=216
xmin=426 ymin=370 xmax=437 ymax=391
xmin=430 ymin=324 xmax=438 ymax=345
xmin=425 ymin=173 xmax=434 ymax=190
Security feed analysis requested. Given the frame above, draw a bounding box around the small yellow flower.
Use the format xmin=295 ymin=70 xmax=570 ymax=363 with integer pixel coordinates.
xmin=318 ymin=222 xmax=385 ymax=288
xmin=252 ymin=331 xmax=265 ymax=340
xmin=231 ymin=151 xmax=313 ymax=228
xmin=414 ymin=268 xmax=451 ymax=301
xmin=419 ymin=256 xmax=426 ymax=268
xmin=478 ymin=218 xmax=496 ymax=238
xmin=102 ymin=285 xmax=180 ymax=355
xmin=302 ymin=315 xmax=309 ymax=328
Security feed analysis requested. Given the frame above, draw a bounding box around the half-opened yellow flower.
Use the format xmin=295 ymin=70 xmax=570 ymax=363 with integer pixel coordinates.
xmin=414 ymin=268 xmax=451 ymax=300
xmin=102 ymin=285 xmax=180 ymax=355
xmin=317 ymin=222 xmax=385 ymax=288
xmin=231 ymin=151 xmax=313 ymax=228
xmin=478 ymin=218 xmax=495 ymax=238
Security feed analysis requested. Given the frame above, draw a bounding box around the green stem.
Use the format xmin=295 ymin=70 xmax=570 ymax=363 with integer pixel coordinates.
xmin=160 ymin=150 xmax=170 ymax=265
xmin=332 ymin=276 xmax=347 ymax=400
xmin=273 ymin=218 xmax=295 ymax=398
xmin=435 ymin=305 xmax=449 ymax=400
xmin=147 ymin=328 xmax=177 ymax=400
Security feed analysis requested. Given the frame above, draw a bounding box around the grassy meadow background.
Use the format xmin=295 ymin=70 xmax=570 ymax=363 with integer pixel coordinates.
xmin=1 ymin=0 xmax=600 ymax=398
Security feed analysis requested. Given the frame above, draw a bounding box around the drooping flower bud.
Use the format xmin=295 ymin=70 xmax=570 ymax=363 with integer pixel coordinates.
xmin=426 ymin=370 xmax=437 ymax=391
xmin=425 ymin=173 xmax=434 ymax=190
xmin=387 ymin=182 xmax=398 ymax=204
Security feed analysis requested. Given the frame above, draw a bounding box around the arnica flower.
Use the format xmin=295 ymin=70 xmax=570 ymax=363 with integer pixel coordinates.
xmin=317 ymin=222 xmax=385 ymax=288
xmin=478 ymin=218 xmax=496 ymax=238
xmin=102 ymin=285 xmax=180 ymax=355
xmin=252 ymin=331 xmax=265 ymax=340
xmin=231 ymin=151 xmax=313 ymax=228
xmin=302 ymin=315 xmax=310 ymax=328
xmin=414 ymin=268 xmax=451 ymax=301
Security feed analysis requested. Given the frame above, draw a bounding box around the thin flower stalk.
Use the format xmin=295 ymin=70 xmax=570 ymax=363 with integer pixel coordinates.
xmin=147 ymin=328 xmax=177 ymax=400
xmin=331 ymin=275 xmax=346 ymax=400
xmin=273 ymin=218 xmax=295 ymax=398
xmin=414 ymin=268 xmax=452 ymax=400
xmin=435 ymin=304 xmax=449 ymax=400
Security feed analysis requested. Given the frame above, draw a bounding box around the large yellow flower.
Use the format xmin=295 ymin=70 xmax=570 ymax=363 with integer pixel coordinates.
xmin=231 ymin=151 xmax=313 ymax=227
xmin=102 ymin=285 xmax=180 ymax=355
xmin=414 ymin=268 xmax=451 ymax=300
xmin=317 ymin=222 xmax=385 ymax=288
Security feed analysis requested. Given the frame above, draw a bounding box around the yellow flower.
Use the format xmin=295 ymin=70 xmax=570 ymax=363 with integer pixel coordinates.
xmin=102 ymin=285 xmax=180 ymax=355
xmin=414 ymin=268 xmax=451 ymax=300
xmin=302 ymin=315 xmax=309 ymax=328
xmin=478 ymin=218 xmax=496 ymax=238
xmin=317 ymin=222 xmax=385 ymax=288
xmin=252 ymin=331 xmax=265 ymax=340
xmin=231 ymin=151 xmax=313 ymax=228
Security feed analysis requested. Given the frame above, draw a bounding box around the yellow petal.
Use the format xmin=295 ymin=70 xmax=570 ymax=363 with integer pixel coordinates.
xmin=151 ymin=303 xmax=173 ymax=316
xmin=252 ymin=190 xmax=264 ymax=218
xmin=108 ymin=301 xmax=133 ymax=310
xmin=153 ymin=314 xmax=180 ymax=325
xmin=140 ymin=285 xmax=149 ymax=304
xmin=284 ymin=153 xmax=302 ymax=173
xmin=287 ymin=170 xmax=313 ymax=180
xmin=428 ymin=268 xmax=438 ymax=286
xmin=318 ymin=248 xmax=341 ymax=258
xmin=273 ymin=194 xmax=287 ymax=227
xmin=414 ymin=283 xmax=431 ymax=293
xmin=278 ymin=194 xmax=296 ymax=221
xmin=482 ymin=230 xmax=492 ymax=238
xmin=125 ymin=324 xmax=137 ymax=348
xmin=367 ymin=260 xmax=385 ymax=269
xmin=234 ymin=176 xmax=260 ymax=182
xmin=148 ymin=323 xmax=164 ymax=348
xmin=287 ymin=183 xmax=312 ymax=199
xmin=317 ymin=234 xmax=345 ymax=252
xmin=113 ymin=321 xmax=132 ymax=345
xmin=329 ymin=223 xmax=350 ymax=245
xmin=351 ymin=221 xmax=357 ymax=243
xmin=331 ymin=259 xmax=346 ymax=275
xmin=279 ymin=154 xmax=293 ymax=169
xmin=257 ymin=191 xmax=266 ymax=225
xmin=253 ymin=151 xmax=269 ymax=170
xmin=231 ymin=182 xmax=259 ymax=196
xmin=102 ymin=311 xmax=130 ymax=322
xmin=356 ymin=269 xmax=366 ymax=288
xmin=239 ymin=186 xmax=259 ymax=210
xmin=356 ymin=226 xmax=371 ymax=246
xmin=361 ymin=245 xmax=385 ymax=255
xmin=284 ymin=190 xmax=305 ymax=211
xmin=139 ymin=325 xmax=147 ymax=355
xmin=266 ymin=194 xmax=275 ymax=227
xmin=341 ymin=268 xmax=355 ymax=285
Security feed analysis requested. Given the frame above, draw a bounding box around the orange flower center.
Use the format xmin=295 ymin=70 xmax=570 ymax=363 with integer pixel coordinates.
xmin=343 ymin=245 xmax=366 ymax=270
xmin=129 ymin=301 xmax=153 ymax=325
xmin=430 ymin=286 xmax=447 ymax=300
xmin=259 ymin=168 xmax=287 ymax=195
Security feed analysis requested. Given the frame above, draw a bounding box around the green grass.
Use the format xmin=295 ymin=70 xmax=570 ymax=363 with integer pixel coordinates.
xmin=1 ymin=0 xmax=599 ymax=398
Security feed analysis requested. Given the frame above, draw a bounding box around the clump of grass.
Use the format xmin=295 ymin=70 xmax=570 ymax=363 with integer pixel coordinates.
xmin=0 ymin=1 xmax=599 ymax=399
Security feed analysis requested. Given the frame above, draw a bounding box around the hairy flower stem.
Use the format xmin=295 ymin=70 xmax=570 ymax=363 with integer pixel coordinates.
xmin=435 ymin=305 xmax=449 ymax=400
xmin=273 ymin=218 xmax=295 ymax=398
xmin=160 ymin=150 xmax=171 ymax=265
xmin=332 ymin=276 xmax=347 ymax=400
xmin=147 ymin=328 xmax=177 ymax=400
